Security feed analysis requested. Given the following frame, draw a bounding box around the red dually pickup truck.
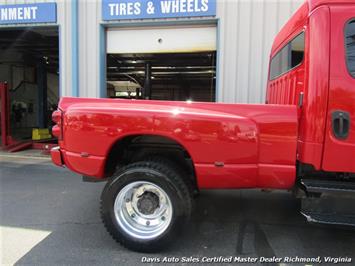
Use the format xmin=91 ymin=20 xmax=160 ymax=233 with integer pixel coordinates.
xmin=51 ymin=0 xmax=355 ymax=252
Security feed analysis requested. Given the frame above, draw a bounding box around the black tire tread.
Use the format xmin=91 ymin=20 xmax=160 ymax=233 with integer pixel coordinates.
xmin=140 ymin=155 xmax=196 ymax=197
xmin=100 ymin=159 xmax=192 ymax=252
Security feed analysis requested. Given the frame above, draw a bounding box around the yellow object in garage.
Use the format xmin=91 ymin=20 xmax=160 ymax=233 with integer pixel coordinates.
xmin=32 ymin=128 xmax=52 ymax=140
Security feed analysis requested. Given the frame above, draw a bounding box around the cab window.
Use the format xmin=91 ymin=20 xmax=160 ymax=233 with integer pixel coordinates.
xmin=269 ymin=32 xmax=305 ymax=80
xmin=345 ymin=20 xmax=355 ymax=77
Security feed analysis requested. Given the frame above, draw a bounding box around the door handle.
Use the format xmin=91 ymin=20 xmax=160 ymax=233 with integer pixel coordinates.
xmin=332 ymin=110 xmax=350 ymax=140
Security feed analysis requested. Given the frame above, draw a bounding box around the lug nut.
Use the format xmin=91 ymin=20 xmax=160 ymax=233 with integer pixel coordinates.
xmin=146 ymin=221 xmax=150 ymax=226
xmin=131 ymin=213 xmax=136 ymax=218
xmin=161 ymin=216 xmax=166 ymax=221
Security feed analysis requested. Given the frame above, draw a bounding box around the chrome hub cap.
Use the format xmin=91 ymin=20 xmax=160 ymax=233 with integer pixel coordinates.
xmin=114 ymin=181 xmax=173 ymax=240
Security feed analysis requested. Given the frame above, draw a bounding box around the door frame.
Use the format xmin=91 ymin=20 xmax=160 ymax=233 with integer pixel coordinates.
xmin=99 ymin=19 xmax=220 ymax=101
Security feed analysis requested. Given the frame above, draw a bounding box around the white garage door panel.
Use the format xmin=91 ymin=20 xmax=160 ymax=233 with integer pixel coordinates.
xmin=107 ymin=26 xmax=216 ymax=54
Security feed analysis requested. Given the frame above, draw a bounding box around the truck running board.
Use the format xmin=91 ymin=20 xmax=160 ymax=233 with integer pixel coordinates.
xmin=299 ymin=179 xmax=355 ymax=227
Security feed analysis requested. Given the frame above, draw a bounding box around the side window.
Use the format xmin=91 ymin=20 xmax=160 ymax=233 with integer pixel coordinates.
xmin=345 ymin=20 xmax=355 ymax=77
xmin=269 ymin=32 xmax=305 ymax=80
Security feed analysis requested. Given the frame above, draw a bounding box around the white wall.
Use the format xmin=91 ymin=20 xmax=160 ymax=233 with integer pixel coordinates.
xmin=78 ymin=0 xmax=102 ymax=98
xmin=217 ymin=0 xmax=304 ymax=103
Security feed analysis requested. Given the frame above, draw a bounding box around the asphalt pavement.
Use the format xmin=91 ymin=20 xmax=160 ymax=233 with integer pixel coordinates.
xmin=1 ymin=153 xmax=354 ymax=266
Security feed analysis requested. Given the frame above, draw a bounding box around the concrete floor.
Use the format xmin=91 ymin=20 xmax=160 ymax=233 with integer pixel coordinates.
xmin=1 ymin=154 xmax=354 ymax=266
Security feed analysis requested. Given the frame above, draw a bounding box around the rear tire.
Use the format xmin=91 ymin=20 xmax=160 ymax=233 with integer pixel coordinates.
xmin=100 ymin=160 xmax=192 ymax=252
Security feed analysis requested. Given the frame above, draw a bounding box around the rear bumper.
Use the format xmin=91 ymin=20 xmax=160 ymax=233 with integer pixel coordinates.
xmin=51 ymin=146 xmax=63 ymax=166
xmin=50 ymin=146 xmax=105 ymax=178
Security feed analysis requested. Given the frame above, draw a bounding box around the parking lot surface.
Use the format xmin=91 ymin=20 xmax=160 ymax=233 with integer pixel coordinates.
xmin=1 ymin=154 xmax=354 ymax=265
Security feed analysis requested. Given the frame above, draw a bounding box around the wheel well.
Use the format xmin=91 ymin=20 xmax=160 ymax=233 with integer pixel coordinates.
xmin=104 ymin=135 xmax=197 ymax=188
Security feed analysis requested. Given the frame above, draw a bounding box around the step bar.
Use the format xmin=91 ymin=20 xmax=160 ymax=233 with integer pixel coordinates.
xmin=301 ymin=179 xmax=355 ymax=194
xmin=299 ymin=179 xmax=355 ymax=227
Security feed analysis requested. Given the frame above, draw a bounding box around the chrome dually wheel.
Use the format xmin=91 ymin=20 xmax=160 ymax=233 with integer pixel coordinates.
xmin=114 ymin=181 xmax=173 ymax=240
xmin=100 ymin=160 xmax=193 ymax=252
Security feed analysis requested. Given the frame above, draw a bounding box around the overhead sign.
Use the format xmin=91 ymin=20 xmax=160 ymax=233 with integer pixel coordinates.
xmin=0 ymin=3 xmax=57 ymax=25
xmin=102 ymin=0 xmax=216 ymax=20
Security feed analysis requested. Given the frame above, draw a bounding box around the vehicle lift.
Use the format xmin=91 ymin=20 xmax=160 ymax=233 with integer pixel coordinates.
xmin=0 ymin=81 xmax=56 ymax=153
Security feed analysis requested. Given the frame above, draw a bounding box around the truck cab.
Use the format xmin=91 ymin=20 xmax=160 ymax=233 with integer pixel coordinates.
xmin=266 ymin=0 xmax=355 ymax=174
xmin=266 ymin=0 xmax=355 ymax=226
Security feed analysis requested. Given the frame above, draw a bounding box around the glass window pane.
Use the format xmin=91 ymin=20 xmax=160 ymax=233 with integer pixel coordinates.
xmin=269 ymin=32 xmax=304 ymax=80
xmin=291 ymin=33 xmax=305 ymax=68
xmin=345 ymin=20 xmax=355 ymax=77
xmin=270 ymin=46 xmax=289 ymax=80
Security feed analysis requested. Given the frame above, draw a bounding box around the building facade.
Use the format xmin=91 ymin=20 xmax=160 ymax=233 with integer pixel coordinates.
xmin=0 ymin=0 xmax=302 ymax=106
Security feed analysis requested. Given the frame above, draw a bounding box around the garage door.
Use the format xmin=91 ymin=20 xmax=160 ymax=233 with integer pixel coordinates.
xmin=106 ymin=25 xmax=216 ymax=54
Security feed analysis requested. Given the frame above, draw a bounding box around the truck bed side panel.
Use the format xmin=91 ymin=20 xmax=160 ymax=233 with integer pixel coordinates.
xmin=59 ymin=98 xmax=298 ymax=189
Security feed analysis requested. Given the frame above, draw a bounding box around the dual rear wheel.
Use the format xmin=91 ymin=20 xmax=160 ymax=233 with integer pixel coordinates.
xmin=100 ymin=160 xmax=193 ymax=252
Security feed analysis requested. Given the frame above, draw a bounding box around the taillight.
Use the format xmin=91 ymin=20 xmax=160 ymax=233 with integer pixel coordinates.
xmin=52 ymin=110 xmax=63 ymax=140
xmin=52 ymin=110 xmax=61 ymax=123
